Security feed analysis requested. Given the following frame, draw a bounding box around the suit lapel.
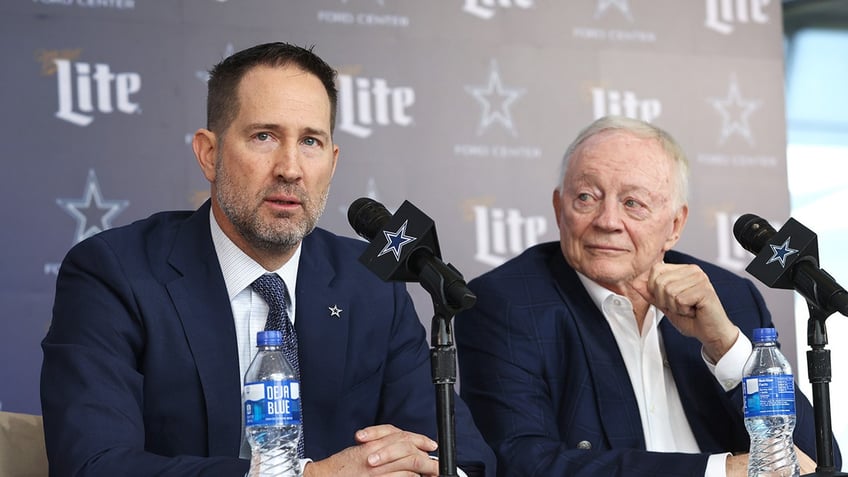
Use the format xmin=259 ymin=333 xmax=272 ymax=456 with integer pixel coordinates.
xmin=166 ymin=202 xmax=242 ymax=456
xmin=294 ymin=231 xmax=350 ymax=455
xmin=549 ymin=255 xmax=646 ymax=450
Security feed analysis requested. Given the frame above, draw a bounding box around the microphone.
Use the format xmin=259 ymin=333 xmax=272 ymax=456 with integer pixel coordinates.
xmin=733 ymin=213 xmax=848 ymax=316
xmin=347 ymin=198 xmax=475 ymax=310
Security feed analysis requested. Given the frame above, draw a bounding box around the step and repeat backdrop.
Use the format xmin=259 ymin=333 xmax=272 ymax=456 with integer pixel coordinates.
xmin=1 ymin=0 xmax=790 ymax=414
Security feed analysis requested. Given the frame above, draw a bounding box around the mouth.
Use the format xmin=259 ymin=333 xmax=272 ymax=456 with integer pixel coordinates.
xmin=585 ymin=244 xmax=627 ymax=254
xmin=264 ymin=194 xmax=303 ymax=211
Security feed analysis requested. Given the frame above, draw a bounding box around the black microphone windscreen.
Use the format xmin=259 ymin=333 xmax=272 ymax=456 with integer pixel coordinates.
xmin=347 ymin=198 xmax=392 ymax=241
xmin=733 ymin=213 xmax=777 ymax=255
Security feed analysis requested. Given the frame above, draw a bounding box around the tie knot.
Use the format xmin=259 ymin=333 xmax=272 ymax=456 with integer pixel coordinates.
xmin=250 ymin=273 xmax=289 ymax=315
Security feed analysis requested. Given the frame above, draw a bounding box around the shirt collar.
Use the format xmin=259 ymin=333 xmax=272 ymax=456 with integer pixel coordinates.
xmin=209 ymin=207 xmax=302 ymax=300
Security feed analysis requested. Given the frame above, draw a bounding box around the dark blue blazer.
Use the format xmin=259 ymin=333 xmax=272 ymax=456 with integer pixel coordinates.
xmin=455 ymin=241 xmax=838 ymax=477
xmin=41 ymin=201 xmax=495 ymax=476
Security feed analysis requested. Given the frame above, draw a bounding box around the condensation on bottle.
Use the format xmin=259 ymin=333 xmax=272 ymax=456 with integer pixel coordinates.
xmin=743 ymin=327 xmax=800 ymax=477
xmin=243 ymin=330 xmax=302 ymax=477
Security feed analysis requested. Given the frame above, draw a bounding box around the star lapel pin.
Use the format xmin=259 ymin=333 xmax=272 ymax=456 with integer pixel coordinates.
xmin=329 ymin=305 xmax=343 ymax=318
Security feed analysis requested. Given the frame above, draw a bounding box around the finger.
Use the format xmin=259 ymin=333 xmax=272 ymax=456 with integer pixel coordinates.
xmin=357 ymin=427 xmax=438 ymax=454
xmin=355 ymin=424 xmax=402 ymax=443
xmin=626 ymin=273 xmax=653 ymax=304
xmin=366 ymin=450 xmax=440 ymax=475
xmin=795 ymin=445 xmax=817 ymax=473
xmin=649 ymin=264 xmax=706 ymax=316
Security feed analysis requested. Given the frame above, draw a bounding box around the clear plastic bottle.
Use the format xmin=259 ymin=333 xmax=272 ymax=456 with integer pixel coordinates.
xmin=742 ymin=327 xmax=800 ymax=477
xmin=243 ymin=330 xmax=302 ymax=477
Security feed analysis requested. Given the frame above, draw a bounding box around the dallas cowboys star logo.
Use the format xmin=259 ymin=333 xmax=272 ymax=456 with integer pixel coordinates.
xmin=57 ymin=169 xmax=129 ymax=244
xmin=595 ymin=0 xmax=633 ymax=21
xmin=377 ymin=220 xmax=416 ymax=261
xmin=766 ymin=237 xmax=799 ymax=268
xmin=465 ymin=60 xmax=526 ymax=137
xmin=708 ymin=74 xmax=761 ymax=146
xmin=328 ymin=305 xmax=343 ymax=318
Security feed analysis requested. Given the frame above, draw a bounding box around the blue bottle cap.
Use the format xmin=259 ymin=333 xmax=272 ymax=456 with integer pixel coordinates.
xmin=752 ymin=327 xmax=778 ymax=343
xmin=257 ymin=330 xmax=283 ymax=346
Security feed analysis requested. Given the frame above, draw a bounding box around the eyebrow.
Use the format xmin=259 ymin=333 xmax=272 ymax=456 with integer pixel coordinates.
xmin=243 ymin=123 xmax=330 ymax=139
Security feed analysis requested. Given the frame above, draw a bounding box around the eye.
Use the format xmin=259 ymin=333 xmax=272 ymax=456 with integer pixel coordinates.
xmin=255 ymin=132 xmax=271 ymax=141
xmin=624 ymin=198 xmax=641 ymax=208
xmin=302 ymin=137 xmax=318 ymax=147
xmin=577 ymin=193 xmax=591 ymax=202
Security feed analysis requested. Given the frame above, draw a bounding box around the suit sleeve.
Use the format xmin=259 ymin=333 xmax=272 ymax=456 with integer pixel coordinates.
xmin=41 ymin=236 xmax=247 ymax=477
xmin=378 ymin=282 xmax=496 ymax=477
xmin=456 ymin=276 xmax=713 ymax=477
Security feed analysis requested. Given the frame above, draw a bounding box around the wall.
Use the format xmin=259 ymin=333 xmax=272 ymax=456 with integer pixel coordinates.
xmin=0 ymin=0 xmax=791 ymax=414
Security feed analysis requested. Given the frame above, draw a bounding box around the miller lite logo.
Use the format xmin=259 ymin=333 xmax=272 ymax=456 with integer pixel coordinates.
xmin=705 ymin=0 xmax=770 ymax=35
xmin=473 ymin=205 xmax=546 ymax=267
xmin=462 ymin=0 xmax=535 ymax=20
xmin=592 ymin=87 xmax=661 ymax=122
xmin=337 ymin=73 xmax=415 ymax=138
xmin=49 ymin=55 xmax=142 ymax=127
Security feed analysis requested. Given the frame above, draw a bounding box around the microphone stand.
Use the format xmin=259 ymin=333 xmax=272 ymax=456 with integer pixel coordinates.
xmin=802 ymin=302 xmax=846 ymax=476
xmin=413 ymin=252 xmax=476 ymax=477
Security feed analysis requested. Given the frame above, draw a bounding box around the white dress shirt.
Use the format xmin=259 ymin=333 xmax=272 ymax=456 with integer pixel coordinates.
xmin=577 ymin=273 xmax=752 ymax=477
xmin=209 ymin=211 xmax=306 ymax=470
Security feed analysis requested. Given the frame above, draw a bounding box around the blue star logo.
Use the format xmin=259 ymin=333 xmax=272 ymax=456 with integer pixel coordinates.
xmin=377 ymin=220 xmax=416 ymax=261
xmin=57 ymin=169 xmax=129 ymax=245
xmin=766 ymin=237 xmax=799 ymax=268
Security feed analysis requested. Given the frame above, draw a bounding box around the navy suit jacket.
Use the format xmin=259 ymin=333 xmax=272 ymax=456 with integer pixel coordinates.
xmin=41 ymin=201 xmax=495 ymax=476
xmin=455 ymin=242 xmax=838 ymax=477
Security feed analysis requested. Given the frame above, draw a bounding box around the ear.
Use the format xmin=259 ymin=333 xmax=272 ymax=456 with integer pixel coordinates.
xmin=192 ymin=128 xmax=217 ymax=183
xmin=330 ymin=143 xmax=340 ymax=177
xmin=552 ymin=188 xmax=563 ymax=229
xmin=663 ymin=204 xmax=689 ymax=251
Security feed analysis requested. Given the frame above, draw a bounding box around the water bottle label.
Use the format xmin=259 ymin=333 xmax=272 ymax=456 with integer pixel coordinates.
xmin=243 ymin=379 xmax=301 ymax=427
xmin=743 ymin=374 xmax=796 ymax=418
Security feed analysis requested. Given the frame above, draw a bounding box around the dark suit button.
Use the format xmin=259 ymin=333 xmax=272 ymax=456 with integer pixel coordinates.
xmin=577 ymin=440 xmax=591 ymax=450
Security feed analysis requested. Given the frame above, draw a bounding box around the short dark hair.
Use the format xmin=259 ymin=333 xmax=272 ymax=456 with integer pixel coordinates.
xmin=206 ymin=42 xmax=338 ymax=135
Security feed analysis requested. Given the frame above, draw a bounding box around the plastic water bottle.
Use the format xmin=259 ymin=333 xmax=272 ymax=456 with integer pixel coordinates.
xmin=742 ymin=328 xmax=800 ymax=477
xmin=243 ymin=330 xmax=302 ymax=477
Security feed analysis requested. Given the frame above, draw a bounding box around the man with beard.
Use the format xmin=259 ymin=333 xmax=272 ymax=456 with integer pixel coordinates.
xmin=41 ymin=42 xmax=494 ymax=477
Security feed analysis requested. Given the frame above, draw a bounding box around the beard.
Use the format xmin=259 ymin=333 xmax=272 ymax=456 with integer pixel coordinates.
xmin=214 ymin=156 xmax=329 ymax=254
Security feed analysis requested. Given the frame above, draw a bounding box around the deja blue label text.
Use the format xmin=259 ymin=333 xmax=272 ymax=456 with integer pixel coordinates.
xmin=244 ymin=380 xmax=301 ymax=427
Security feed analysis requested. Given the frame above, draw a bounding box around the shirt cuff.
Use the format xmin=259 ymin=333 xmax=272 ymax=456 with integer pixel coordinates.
xmin=299 ymin=458 xmax=312 ymax=474
xmin=702 ymin=329 xmax=752 ymax=392
xmin=705 ymin=452 xmax=731 ymax=477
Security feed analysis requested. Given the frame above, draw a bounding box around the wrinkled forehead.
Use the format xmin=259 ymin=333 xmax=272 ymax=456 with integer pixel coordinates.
xmin=567 ymin=131 xmax=679 ymax=196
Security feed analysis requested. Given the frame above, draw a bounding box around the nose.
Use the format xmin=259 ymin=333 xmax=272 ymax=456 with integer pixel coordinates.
xmin=592 ymin=199 xmax=623 ymax=231
xmin=273 ymin=142 xmax=303 ymax=182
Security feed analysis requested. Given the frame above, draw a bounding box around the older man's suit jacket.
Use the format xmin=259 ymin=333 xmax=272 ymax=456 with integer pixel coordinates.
xmin=42 ymin=201 xmax=495 ymax=476
xmin=456 ymin=241 xmax=837 ymax=477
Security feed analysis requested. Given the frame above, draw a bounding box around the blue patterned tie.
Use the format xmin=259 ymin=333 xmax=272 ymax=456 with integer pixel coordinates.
xmin=250 ymin=273 xmax=305 ymax=458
